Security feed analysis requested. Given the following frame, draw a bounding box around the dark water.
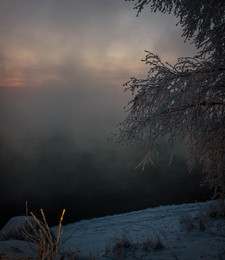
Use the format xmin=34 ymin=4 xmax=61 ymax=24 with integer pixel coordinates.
xmin=0 ymin=133 xmax=211 ymax=229
xmin=0 ymin=87 xmax=212 ymax=228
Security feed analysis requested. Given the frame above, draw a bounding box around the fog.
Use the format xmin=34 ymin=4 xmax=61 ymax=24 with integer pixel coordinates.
xmin=0 ymin=0 xmax=210 ymax=227
xmin=0 ymin=86 xmax=211 ymax=227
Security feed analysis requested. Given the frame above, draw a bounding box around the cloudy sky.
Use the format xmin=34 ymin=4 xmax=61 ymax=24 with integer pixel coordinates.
xmin=0 ymin=0 xmax=196 ymax=89
xmin=0 ymin=0 xmax=197 ymax=144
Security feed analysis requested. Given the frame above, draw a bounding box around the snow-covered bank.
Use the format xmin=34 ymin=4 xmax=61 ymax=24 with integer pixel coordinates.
xmin=54 ymin=200 xmax=225 ymax=259
xmin=0 ymin=200 xmax=224 ymax=259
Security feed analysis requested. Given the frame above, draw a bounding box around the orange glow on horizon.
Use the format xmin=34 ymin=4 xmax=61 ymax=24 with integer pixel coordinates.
xmin=0 ymin=42 xmax=149 ymax=88
xmin=0 ymin=74 xmax=62 ymax=88
xmin=0 ymin=77 xmax=25 ymax=87
xmin=0 ymin=47 xmax=64 ymax=87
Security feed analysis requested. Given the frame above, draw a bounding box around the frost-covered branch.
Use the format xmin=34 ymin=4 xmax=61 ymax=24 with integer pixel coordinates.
xmin=118 ymin=52 xmax=225 ymax=213
xmin=126 ymin=0 xmax=225 ymax=61
xmin=119 ymin=52 xmax=225 ymax=149
xmin=121 ymin=0 xmax=225 ymax=215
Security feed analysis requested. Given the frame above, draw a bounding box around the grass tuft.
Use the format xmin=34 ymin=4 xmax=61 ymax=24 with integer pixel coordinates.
xmin=105 ymin=234 xmax=164 ymax=259
xmin=24 ymin=209 xmax=79 ymax=260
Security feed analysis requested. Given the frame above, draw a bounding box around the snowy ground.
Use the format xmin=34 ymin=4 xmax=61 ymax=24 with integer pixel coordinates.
xmin=1 ymin=200 xmax=225 ymax=259
xmin=55 ymin=200 xmax=225 ymax=259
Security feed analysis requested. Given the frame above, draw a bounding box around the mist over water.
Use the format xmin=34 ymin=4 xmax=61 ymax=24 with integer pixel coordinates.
xmin=0 ymin=87 xmax=211 ymax=228
xmin=0 ymin=0 xmax=210 ymax=231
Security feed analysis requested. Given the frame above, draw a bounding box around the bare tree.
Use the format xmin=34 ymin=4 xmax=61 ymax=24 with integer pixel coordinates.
xmin=119 ymin=0 xmax=225 ymax=214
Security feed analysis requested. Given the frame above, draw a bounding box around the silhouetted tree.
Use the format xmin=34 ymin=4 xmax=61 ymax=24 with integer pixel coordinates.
xmin=119 ymin=0 xmax=225 ymax=214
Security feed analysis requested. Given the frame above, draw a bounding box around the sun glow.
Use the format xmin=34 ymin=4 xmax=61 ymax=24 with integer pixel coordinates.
xmin=0 ymin=48 xmax=63 ymax=87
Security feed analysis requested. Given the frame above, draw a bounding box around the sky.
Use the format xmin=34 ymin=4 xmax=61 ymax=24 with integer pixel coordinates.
xmin=0 ymin=0 xmax=196 ymax=89
xmin=0 ymin=0 xmax=205 ymax=226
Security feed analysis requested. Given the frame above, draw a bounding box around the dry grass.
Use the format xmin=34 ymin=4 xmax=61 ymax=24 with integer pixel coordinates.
xmin=0 ymin=209 xmax=80 ymax=260
xmin=24 ymin=209 xmax=65 ymax=259
xmin=104 ymin=234 xmax=164 ymax=259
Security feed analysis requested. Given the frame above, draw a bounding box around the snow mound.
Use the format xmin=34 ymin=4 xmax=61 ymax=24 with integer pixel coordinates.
xmin=0 ymin=215 xmax=56 ymax=243
xmin=0 ymin=216 xmax=36 ymax=241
